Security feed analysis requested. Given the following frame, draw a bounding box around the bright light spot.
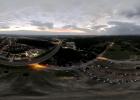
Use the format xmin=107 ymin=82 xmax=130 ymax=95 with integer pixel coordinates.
xmin=29 ymin=63 xmax=48 ymax=71
xmin=96 ymin=57 xmax=109 ymax=61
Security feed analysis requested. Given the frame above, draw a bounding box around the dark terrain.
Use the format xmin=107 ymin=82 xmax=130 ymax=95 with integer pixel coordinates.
xmin=0 ymin=35 xmax=140 ymax=100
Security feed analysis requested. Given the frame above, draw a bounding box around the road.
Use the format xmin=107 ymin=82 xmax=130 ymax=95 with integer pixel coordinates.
xmin=0 ymin=38 xmax=62 ymax=66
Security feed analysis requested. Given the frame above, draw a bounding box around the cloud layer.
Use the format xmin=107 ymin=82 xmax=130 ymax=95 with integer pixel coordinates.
xmin=0 ymin=0 xmax=140 ymax=35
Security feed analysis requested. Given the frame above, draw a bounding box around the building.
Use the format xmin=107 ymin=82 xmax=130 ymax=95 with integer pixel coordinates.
xmin=62 ymin=42 xmax=76 ymax=50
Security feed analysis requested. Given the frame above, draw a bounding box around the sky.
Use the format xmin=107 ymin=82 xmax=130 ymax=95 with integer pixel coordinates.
xmin=0 ymin=0 xmax=140 ymax=35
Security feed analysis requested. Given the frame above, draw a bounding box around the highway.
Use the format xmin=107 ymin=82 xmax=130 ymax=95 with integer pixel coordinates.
xmin=0 ymin=38 xmax=62 ymax=66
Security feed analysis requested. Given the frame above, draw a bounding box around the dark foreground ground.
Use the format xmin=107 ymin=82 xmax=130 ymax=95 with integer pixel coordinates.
xmin=0 ymin=35 xmax=140 ymax=100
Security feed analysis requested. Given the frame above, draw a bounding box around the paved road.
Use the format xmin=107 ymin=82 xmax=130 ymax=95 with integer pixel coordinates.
xmin=0 ymin=39 xmax=62 ymax=66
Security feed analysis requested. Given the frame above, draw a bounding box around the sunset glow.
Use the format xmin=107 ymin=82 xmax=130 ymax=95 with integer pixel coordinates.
xmin=0 ymin=27 xmax=85 ymax=33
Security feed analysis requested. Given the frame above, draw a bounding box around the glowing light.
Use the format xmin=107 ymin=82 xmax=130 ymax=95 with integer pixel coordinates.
xmin=96 ymin=56 xmax=109 ymax=61
xmin=29 ymin=63 xmax=48 ymax=71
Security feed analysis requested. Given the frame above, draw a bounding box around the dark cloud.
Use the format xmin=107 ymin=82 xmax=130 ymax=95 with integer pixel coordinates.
xmin=103 ymin=21 xmax=140 ymax=35
xmin=92 ymin=25 xmax=108 ymax=30
xmin=0 ymin=26 xmax=9 ymax=29
xmin=63 ymin=25 xmax=77 ymax=29
xmin=31 ymin=21 xmax=53 ymax=29
xmin=63 ymin=24 xmax=90 ymax=32
xmin=120 ymin=7 xmax=140 ymax=18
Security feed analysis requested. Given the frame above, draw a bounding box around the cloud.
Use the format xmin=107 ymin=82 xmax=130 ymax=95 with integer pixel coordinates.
xmin=0 ymin=22 xmax=10 ymax=29
xmin=0 ymin=26 xmax=9 ymax=29
xmin=0 ymin=0 xmax=140 ymax=35
xmin=63 ymin=25 xmax=77 ymax=29
xmin=102 ymin=21 xmax=140 ymax=35
xmin=120 ymin=7 xmax=140 ymax=18
xmin=62 ymin=24 xmax=91 ymax=32
xmin=92 ymin=25 xmax=108 ymax=30
xmin=0 ymin=30 xmax=86 ymax=35
xmin=31 ymin=20 xmax=53 ymax=30
xmin=1 ymin=21 xmax=140 ymax=36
